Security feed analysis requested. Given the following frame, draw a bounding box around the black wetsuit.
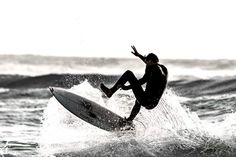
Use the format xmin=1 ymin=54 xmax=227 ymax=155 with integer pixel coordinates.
xmin=138 ymin=64 xmax=168 ymax=108
xmin=124 ymin=64 xmax=167 ymax=106
xmin=101 ymin=63 xmax=168 ymax=121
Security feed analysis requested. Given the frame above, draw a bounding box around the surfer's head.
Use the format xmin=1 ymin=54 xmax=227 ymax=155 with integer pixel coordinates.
xmin=145 ymin=53 xmax=159 ymax=65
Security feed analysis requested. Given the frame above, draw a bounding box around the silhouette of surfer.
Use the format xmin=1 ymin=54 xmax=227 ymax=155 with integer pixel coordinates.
xmin=101 ymin=46 xmax=168 ymax=125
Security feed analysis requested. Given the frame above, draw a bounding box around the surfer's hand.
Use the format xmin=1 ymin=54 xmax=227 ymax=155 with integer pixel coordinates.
xmin=131 ymin=45 xmax=140 ymax=56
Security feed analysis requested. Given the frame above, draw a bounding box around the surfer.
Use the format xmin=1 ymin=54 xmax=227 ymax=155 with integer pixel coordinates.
xmin=100 ymin=45 xmax=168 ymax=123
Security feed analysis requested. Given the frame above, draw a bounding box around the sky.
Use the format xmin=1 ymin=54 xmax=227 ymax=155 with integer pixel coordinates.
xmin=0 ymin=0 xmax=236 ymax=59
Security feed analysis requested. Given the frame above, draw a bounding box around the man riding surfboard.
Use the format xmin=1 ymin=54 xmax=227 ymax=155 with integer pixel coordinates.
xmin=101 ymin=46 xmax=168 ymax=123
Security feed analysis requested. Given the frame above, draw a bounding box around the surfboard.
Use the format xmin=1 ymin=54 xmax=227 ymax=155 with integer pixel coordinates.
xmin=49 ymin=87 xmax=133 ymax=132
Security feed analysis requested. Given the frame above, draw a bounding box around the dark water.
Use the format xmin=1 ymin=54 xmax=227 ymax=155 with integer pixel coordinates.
xmin=0 ymin=55 xmax=236 ymax=156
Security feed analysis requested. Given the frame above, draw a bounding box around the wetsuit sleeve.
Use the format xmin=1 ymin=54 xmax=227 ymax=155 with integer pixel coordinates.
xmin=137 ymin=54 xmax=147 ymax=64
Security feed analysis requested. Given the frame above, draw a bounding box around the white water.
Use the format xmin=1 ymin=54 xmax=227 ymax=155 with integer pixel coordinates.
xmin=39 ymin=81 xmax=236 ymax=156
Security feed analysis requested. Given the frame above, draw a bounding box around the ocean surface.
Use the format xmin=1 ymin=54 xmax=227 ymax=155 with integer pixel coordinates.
xmin=1 ymin=55 xmax=236 ymax=157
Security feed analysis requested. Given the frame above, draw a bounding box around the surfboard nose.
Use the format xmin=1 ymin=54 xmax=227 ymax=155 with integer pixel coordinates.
xmin=49 ymin=87 xmax=54 ymax=94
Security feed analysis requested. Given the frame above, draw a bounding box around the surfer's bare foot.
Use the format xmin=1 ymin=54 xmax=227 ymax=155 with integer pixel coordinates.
xmin=100 ymin=83 xmax=113 ymax=98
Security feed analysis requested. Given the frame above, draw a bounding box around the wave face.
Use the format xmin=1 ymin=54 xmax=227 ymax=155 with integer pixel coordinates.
xmin=1 ymin=55 xmax=236 ymax=156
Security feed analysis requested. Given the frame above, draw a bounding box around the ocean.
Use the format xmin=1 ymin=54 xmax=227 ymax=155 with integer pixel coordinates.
xmin=0 ymin=55 xmax=236 ymax=157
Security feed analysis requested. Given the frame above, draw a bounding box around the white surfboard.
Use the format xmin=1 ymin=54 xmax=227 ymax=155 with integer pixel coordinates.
xmin=49 ymin=87 xmax=133 ymax=132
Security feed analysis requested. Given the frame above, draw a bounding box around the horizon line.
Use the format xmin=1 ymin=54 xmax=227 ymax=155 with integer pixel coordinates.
xmin=0 ymin=54 xmax=236 ymax=60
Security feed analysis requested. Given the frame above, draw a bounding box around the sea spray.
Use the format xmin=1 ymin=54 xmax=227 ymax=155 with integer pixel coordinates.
xmin=39 ymin=81 xmax=236 ymax=156
xmin=206 ymin=112 xmax=236 ymax=145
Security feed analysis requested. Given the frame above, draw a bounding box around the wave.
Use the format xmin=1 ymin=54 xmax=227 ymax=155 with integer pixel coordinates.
xmin=0 ymin=141 xmax=37 ymax=157
xmin=1 ymin=74 xmax=236 ymax=98
xmin=164 ymin=59 xmax=236 ymax=70
xmin=39 ymin=81 xmax=236 ymax=157
xmin=0 ymin=74 xmax=119 ymax=89
xmin=54 ymin=137 xmax=236 ymax=157
xmin=169 ymin=77 xmax=236 ymax=97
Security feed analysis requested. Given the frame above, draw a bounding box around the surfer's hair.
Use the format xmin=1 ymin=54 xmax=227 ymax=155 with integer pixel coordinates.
xmin=146 ymin=53 xmax=159 ymax=63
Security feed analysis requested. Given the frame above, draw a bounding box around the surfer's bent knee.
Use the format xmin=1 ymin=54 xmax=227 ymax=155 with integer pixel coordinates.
xmin=125 ymin=70 xmax=134 ymax=76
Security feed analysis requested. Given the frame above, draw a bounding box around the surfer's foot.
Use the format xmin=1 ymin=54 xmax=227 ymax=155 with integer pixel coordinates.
xmin=119 ymin=117 xmax=132 ymax=126
xmin=100 ymin=83 xmax=113 ymax=98
xmin=119 ymin=118 xmax=135 ymax=131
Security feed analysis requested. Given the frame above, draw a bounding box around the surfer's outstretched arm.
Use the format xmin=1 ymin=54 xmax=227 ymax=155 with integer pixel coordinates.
xmin=131 ymin=45 xmax=147 ymax=64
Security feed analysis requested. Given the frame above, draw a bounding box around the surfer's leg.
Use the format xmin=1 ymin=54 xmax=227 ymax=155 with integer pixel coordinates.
xmin=126 ymin=100 xmax=141 ymax=121
xmin=101 ymin=70 xmax=144 ymax=98
xmin=100 ymin=83 xmax=113 ymax=98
